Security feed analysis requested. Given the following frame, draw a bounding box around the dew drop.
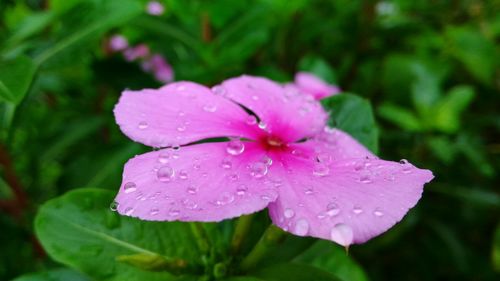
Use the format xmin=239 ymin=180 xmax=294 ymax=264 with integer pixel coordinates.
xmin=246 ymin=115 xmax=257 ymax=125
xmin=260 ymin=155 xmax=273 ymax=166
xmin=304 ymin=186 xmax=315 ymax=195
xmin=251 ymin=95 xmax=259 ymax=101
xmin=326 ymin=202 xmax=340 ymax=217
xmin=123 ymin=182 xmax=137 ymax=194
xmin=158 ymin=152 xmax=170 ymax=164
xmin=399 ymin=159 xmax=413 ymax=174
xmin=330 ymin=223 xmax=353 ymax=247
xmin=211 ymin=85 xmax=226 ymax=96
xmin=229 ymin=173 xmax=239 ymax=181
xmin=313 ymin=163 xmax=330 ymax=177
xmin=317 ymin=154 xmax=332 ymax=164
xmin=176 ymin=125 xmax=186 ymax=132
xmin=178 ymin=111 xmax=185 ymax=117
xmin=157 ymin=165 xmax=174 ymax=182
xmin=250 ymin=162 xmax=268 ymax=178
xmin=109 ymin=201 xmax=118 ymax=211
xmin=353 ymin=206 xmax=363 ymax=215
xmin=293 ymin=219 xmax=309 ymax=236
xmin=203 ymin=103 xmax=217 ymax=112
xmin=236 ymin=184 xmax=248 ymax=196
xmin=172 ymin=145 xmax=181 ymax=151
xmin=168 ymin=208 xmax=180 ymax=217
xmin=284 ymin=208 xmax=295 ymax=218
xmin=373 ymin=209 xmax=384 ymax=217
xmin=150 ymin=208 xmax=159 ymax=216
xmin=216 ymin=192 xmax=235 ymax=206
xmin=187 ymin=185 xmax=198 ymax=194
xmin=221 ymin=158 xmax=232 ymax=169
xmin=226 ymin=140 xmax=245 ymax=155
xmin=178 ymin=170 xmax=188 ymax=180
xmin=359 ymin=173 xmax=372 ymax=184
xmin=181 ymin=198 xmax=198 ymax=210
xmin=124 ymin=207 xmax=134 ymax=215
xmin=138 ymin=121 xmax=148 ymax=130
xmin=176 ymin=85 xmax=186 ymax=91
xmin=258 ymin=121 xmax=267 ymax=130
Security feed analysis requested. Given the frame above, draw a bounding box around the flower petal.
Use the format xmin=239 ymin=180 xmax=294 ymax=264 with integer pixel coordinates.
xmin=220 ymin=75 xmax=328 ymax=142
xmin=267 ymin=149 xmax=433 ymax=246
xmin=114 ymin=142 xmax=280 ymax=222
xmin=294 ymin=72 xmax=340 ymax=100
xmin=114 ymin=81 xmax=260 ymax=147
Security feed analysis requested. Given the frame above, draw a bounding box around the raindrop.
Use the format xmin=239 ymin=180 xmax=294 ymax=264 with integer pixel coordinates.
xmin=229 ymin=173 xmax=239 ymax=181
xmin=250 ymin=162 xmax=268 ymax=178
xmin=353 ymin=207 xmax=363 ymax=215
xmin=251 ymin=95 xmax=259 ymax=101
xmin=317 ymin=154 xmax=332 ymax=164
xmin=212 ymin=85 xmax=226 ymax=96
xmin=172 ymin=145 xmax=181 ymax=151
xmin=326 ymin=203 xmax=340 ymax=217
xmin=178 ymin=111 xmax=185 ymax=117
xmin=313 ymin=163 xmax=330 ymax=177
xmin=258 ymin=121 xmax=267 ymax=130
xmin=260 ymin=155 xmax=273 ymax=166
xmin=221 ymin=158 xmax=232 ymax=169
xmin=158 ymin=152 xmax=170 ymax=163
xmin=157 ymin=165 xmax=174 ymax=182
xmin=178 ymin=170 xmax=188 ymax=180
xmin=187 ymin=185 xmax=198 ymax=194
xmin=168 ymin=208 xmax=180 ymax=217
xmin=193 ymin=163 xmax=201 ymax=170
xmin=203 ymin=103 xmax=217 ymax=112
xmin=123 ymin=182 xmax=137 ymax=194
xmin=284 ymin=208 xmax=295 ymax=218
xmin=293 ymin=219 xmax=309 ymax=236
xmin=226 ymin=140 xmax=245 ymax=155
xmin=236 ymin=185 xmax=248 ymax=195
xmin=176 ymin=125 xmax=186 ymax=132
xmin=176 ymin=85 xmax=186 ymax=91
xmin=373 ymin=209 xmax=384 ymax=217
xmin=109 ymin=201 xmax=119 ymax=211
xmin=138 ymin=121 xmax=148 ymax=130
xmin=124 ymin=207 xmax=134 ymax=215
xmin=150 ymin=208 xmax=159 ymax=216
xmin=261 ymin=195 xmax=272 ymax=201
xmin=181 ymin=198 xmax=198 ymax=210
xmin=358 ymin=173 xmax=372 ymax=184
xmin=246 ymin=115 xmax=257 ymax=125
xmin=216 ymin=192 xmax=235 ymax=206
xmin=330 ymin=223 xmax=353 ymax=247
xmin=399 ymin=159 xmax=413 ymax=173
xmin=304 ymin=187 xmax=315 ymax=195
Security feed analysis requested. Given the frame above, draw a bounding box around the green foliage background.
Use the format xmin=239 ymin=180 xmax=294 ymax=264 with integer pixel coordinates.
xmin=0 ymin=0 xmax=499 ymax=280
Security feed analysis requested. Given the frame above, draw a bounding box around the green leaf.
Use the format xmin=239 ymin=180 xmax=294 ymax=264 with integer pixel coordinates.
xmin=11 ymin=268 xmax=90 ymax=281
xmin=35 ymin=188 xmax=202 ymax=281
xmin=493 ymin=223 xmax=500 ymax=272
xmin=298 ymin=55 xmax=337 ymax=83
xmin=295 ymin=241 xmax=369 ymax=281
xmin=410 ymin=61 xmax=443 ymax=119
xmin=434 ymin=85 xmax=475 ymax=134
xmin=0 ymin=176 xmax=14 ymax=200
xmin=4 ymin=12 xmax=56 ymax=49
xmin=321 ymin=94 xmax=379 ymax=153
xmin=224 ymin=277 xmax=265 ymax=281
xmin=34 ymin=0 xmax=142 ymax=66
xmin=251 ymin=263 xmax=341 ymax=281
xmin=0 ymin=55 xmax=36 ymax=105
xmin=377 ymin=103 xmax=422 ymax=131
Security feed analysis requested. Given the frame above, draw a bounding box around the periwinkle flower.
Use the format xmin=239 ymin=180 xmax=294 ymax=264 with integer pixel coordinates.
xmin=112 ymin=75 xmax=433 ymax=247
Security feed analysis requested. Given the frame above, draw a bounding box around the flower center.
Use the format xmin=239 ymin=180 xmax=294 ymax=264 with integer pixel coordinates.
xmin=260 ymin=135 xmax=287 ymax=151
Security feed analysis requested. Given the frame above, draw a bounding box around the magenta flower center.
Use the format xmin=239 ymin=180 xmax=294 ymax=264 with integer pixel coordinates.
xmin=259 ymin=134 xmax=288 ymax=151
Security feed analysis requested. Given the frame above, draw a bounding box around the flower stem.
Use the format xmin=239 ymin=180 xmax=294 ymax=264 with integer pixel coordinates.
xmin=230 ymin=214 xmax=254 ymax=255
xmin=189 ymin=222 xmax=211 ymax=256
xmin=239 ymin=224 xmax=287 ymax=272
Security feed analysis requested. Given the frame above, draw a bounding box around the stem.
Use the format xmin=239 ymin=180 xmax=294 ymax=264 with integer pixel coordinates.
xmin=239 ymin=224 xmax=287 ymax=272
xmin=189 ymin=222 xmax=211 ymax=256
xmin=230 ymin=214 xmax=254 ymax=255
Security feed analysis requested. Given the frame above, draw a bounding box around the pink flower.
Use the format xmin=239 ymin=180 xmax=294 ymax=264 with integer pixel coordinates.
xmin=123 ymin=44 xmax=150 ymax=62
xmin=113 ymin=76 xmax=433 ymax=246
xmin=292 ymin=72 xmax=341 ymax=100
xmin=108 ymin=35 xmax=128 ymax=52
xmin=141 ymin=54 xmax=174 ymax=84
xmin=146 ymin=1 xmax=165 ymax=16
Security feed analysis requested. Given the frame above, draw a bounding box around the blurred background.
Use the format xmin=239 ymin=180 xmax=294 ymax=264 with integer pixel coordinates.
xmin=0 ymin=0 xmax=499 ymax=280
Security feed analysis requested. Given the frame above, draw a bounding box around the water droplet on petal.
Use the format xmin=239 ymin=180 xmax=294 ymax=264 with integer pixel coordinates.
xmin=178 ymin=111 xmax=185 ymax=117
xmin=252 ymin=95 xmax=259 ymax=101
xmin=236 ymin=184 xmax=248 ymax=195
xmin=317 ymin=154 xmax=332 ymax=164
xmin=313 ymin=163 xmax=330 ymax=177
xmin=399 ymin=159 xmax=413 ymax=173
xmin=124 ymin=207 xmax=134 ymax=215
xmin=284 ymin=208 xmax=295 ymax=218
xmin=304 ymin=186 xmax=315 ymax=195
xmin=150 ymin=208 xmax=159 ymax=216
xmin=203 ymin=103 xmax=217 ymax=112
xmin=109 ymin=201 xmax=118 ymax=211
xmin=250 ymin=162 xmax=268 ymax=178
xmin=211 ymin=85 xmax=226 ymax=96
xmin=246 ymin=115 xmax=257 ymax=125
xmin=168 ymin=208 xmax=180 ymax=217
xmin=181 ymin=198 xmax=198 ymax=209
xmin=123 ymin=182 xmax=137 ymax=193
xmin=353 ymin=207 xmax=363 ymax=214
xmin=157 ymin=166 xmax=174 ymax=182
xmin=330 ymin=223 xmax=353 ymax=246
xmin=373 ymin=209 xmax=384 ymax=217
xmin=293 ymin=219 xmax=309 ymax=236
xmin=358 ymin=173 xmax=372 ymax=184
xmin=226 ymin=140 xmax=245 ymax=155
xmin=158 ymin=152 xmax=170 ymax=163
xmin=172 ymin=145 xmax=181 ymax=151
xmin=187 ymin=185 xmax=198 ymax=194
xmin=258 ymin=121 xmax=267 ymax=130
xmin=216 ymin=192 xmax=235 ymax=206
xmin=326 ymin=203 xmax=340 ymax=217
xmin=176 ymin=124 xmax=186 ymax=132
xmin=260 ymin=155 xmax=273 ymax=166
xmin=178 ymin=170 xmax=188 ymax=180
xmin=229 ymin=173 xmax=239 ymax=181
xmin=138 ymin=121 xmax=148 ymax=130
xmin=221 ymin=158 xmax=232 ymax=169
xmin=176 ymin=85 xmax=186 ymax=91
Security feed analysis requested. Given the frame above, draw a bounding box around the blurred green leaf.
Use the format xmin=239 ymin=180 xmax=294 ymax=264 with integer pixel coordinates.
xmin=295 ymin=240 xmax=369 ymax=281
xmin=4 ymin=12 xmax=55 ymax=49
xmin=322 ymin=94 xmax=379 ymax=153
xmin=298 ymin=55 xmax=337 ymax=83
xmin=430 ymin=184 xmax=500 ymax=208
xmin=0 ymin=176 xmax=14 ymax=200
xmin=35 ymin=188 xmax=202 ymax=281
xmin=224 ymin=277 xmax=265 ymax=281
xmin=11 ymin=268 xmax=90 ymax=281
xmin=434 ymin=85 xmax=475 ymax=134
xmin=426 ymin=136 xmax=457 ymax=164
xmin=377 ymin=103 xmax=422 ymax=131
xmin=0 ymin=55 xmax=36 ymax=105
xmin=493 ymin=223 xmax=500 ymax=272
xmin=251 ymin=263 xmax=341 ymax=281
xmin=410 ymin=62 xmax=442 ymax=119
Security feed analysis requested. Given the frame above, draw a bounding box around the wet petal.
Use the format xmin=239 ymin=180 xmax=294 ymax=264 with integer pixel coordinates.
xmin=114 ymin=142 xmax=280 ymax=222
xmin=294 ymin=72 xmax=340 ymax=100
xmin=220 ymin=75 xmax=328 ymax=142
xmin=114 ymin=81 xmax=260 ymax=148
xmin=268 ymin=151 xmax=433 ymax=246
